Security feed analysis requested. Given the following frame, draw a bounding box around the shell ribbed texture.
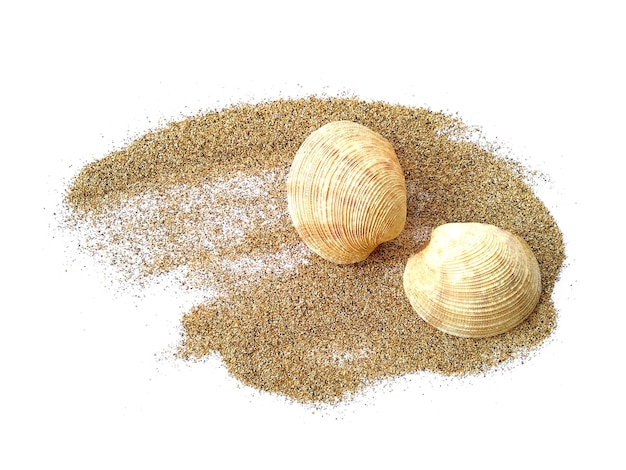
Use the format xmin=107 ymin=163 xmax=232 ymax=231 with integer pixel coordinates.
xmin=287 ymin=121 xmax=407 ymax=264
xmin=403 ymin=223 xmax=542 ymax=338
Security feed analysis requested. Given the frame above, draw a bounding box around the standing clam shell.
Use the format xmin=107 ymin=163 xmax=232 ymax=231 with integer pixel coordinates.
xmin=287 ymin=121 xmax=407 ymax=264
xmin=403 ymin=223 xmax=541 ymax=338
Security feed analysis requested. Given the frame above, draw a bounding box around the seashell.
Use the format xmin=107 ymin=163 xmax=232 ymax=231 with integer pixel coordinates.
xmin=287 ymin=121 xmax=407 ymax=264
xmin=402 ymin=223 xmax=541 ymax=338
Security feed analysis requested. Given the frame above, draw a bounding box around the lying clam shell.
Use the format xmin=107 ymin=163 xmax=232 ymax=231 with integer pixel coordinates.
xmin=403 ymin=223 xmax=541 ymax=338
xmin=287 ymin=121 xmax=407 ymax=264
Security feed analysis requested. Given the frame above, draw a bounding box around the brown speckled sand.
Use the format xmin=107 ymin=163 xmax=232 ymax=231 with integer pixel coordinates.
xmin=65 ymin=96 xmax=565 ymax=403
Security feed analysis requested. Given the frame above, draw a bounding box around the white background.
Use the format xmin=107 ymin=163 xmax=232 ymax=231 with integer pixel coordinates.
xmin=2 ymin=1 xmax=624 ymax=468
